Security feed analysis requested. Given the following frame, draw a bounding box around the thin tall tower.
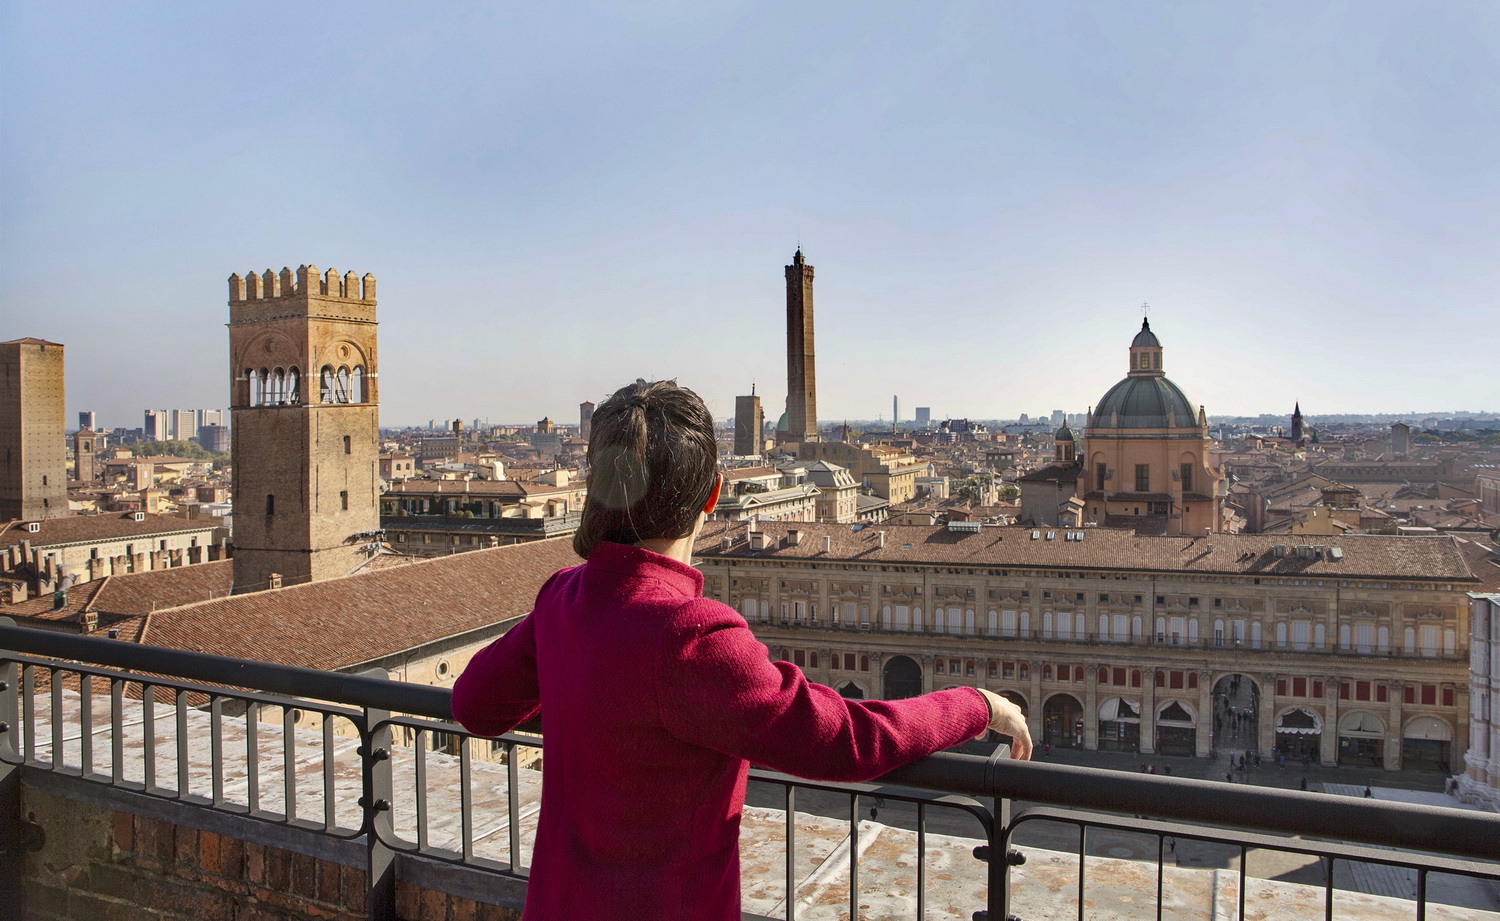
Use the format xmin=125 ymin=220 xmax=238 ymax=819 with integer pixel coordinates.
xmin=785 ymin=249 xmax=818 ymax=443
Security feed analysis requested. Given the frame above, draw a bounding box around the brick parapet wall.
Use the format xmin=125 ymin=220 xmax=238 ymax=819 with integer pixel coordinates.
xmin=18 ymin=770 xmax=521 ymax=921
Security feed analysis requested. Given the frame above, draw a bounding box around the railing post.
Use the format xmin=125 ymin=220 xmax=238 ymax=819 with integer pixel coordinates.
xmin=0 ymin=617 xmax=23 ymax=921
xmin=360 ymin=668 xmax=396 ymax=921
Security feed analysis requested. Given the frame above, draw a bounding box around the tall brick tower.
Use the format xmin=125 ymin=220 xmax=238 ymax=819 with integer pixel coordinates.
xmin=73 ymin=428 xmax=98 ymax=483
xmin=0 ymin=338 xmax=69 ymax=521
xmin=785 ymin=249 xmax=818 ymax=443
xmin=227 ymin=265 xmax=380 ymax=592
xmin=734 ymin=389 xmax=764 ymax=456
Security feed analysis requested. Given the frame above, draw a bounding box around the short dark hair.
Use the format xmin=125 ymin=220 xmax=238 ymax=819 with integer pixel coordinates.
xmin=574 ymin=379 xmax=718 ymax=558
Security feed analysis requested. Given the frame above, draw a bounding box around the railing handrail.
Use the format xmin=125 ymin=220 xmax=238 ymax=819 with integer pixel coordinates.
xmin=4 ymin=621 xmax=1498 ymax=863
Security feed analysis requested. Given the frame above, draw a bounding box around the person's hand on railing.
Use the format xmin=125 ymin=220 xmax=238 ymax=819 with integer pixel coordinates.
xmin=975 ymin=688 xmax=1033 ymax=760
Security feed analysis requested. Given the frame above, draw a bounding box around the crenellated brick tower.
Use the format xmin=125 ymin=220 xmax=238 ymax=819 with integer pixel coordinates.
xmin=227 ymin=266 xmax=380 ymax=592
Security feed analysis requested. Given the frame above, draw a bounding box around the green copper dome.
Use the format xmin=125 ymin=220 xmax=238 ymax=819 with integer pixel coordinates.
xmin=1093 ymin=376 xmax=1197 ymax=429
xmin=775 ymin=411 xmax=790 ymax=432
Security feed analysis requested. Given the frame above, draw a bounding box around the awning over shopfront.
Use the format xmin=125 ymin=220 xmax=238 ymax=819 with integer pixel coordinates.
xmin=1156 ymin=701 xmax=1195 ymax=727
xmin=1404 ymin=716 xmax=1452 ymax=741
xmin=1276 ymin=707 xmax=1321 ymax=735
xmin=1098 ymin=697 xmax=1141 ymax=722
xmin=1337 ymin=711 xmax=1385 ymax=738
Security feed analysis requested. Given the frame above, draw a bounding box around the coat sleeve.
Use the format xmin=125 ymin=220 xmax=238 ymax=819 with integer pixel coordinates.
xmin=451 ymin=611 xmax=542 ymax=737
xmin=655 ymin=599 xmax=989 ymax=783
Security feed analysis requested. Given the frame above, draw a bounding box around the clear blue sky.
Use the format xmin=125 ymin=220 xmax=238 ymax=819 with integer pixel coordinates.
xmin=3 ymin=1 xmax=1496 ymax=429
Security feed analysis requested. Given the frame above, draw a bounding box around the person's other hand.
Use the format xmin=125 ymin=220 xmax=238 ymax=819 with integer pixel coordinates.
xmin=976 ymin=688 xmax=1033 ymax=760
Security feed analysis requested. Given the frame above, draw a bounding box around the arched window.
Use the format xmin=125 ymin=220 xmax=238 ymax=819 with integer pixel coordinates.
xmin=258 ymin=368 xmax=271 ymax=405
xmin=320 ymin=366 xmax=335 ymax=403
xmin=246 ymin=369 xmax=260 ymax=406
xmin=335 ymin=367 xmax=352 ymax=403
xmin=286 ymin=367 xmax=300 ymax=404
xmin=351 ymin=366 xmax=365 ymax=403
xmin=272 ymin=368 xmax=286 ymax=405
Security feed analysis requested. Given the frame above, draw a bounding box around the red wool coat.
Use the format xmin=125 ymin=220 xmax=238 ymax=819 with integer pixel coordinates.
xmin=451 ymin=541 xmax=989 ymax=920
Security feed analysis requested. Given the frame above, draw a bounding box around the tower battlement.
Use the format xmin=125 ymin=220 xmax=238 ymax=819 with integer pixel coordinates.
xmin=228 ymin=266 xmax=376 ymax=303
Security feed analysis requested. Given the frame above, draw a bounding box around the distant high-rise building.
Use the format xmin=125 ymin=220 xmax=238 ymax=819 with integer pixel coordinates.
xmin=580 ymin=401 xmax=595 ymax=441
xmin=0 ymin=338 xmax=69 ymax=520
xmin=144 ymin=409 xmax=169 ymax=441
xmin=783 ymin=249 xmax=818 ymax=444
xmin=1051 ymin=409 xmax=1065 ymax=427
xmin=735 ymin=391 xmax=764 ymax=456
xmin=198 ymin=408 xmax=224 ymax=429
xmin=171 ymin=409 xmax=197 ymax=443
xmin=915 ymin=407 xmax=931 ymax=426
xmin=228 ymin=263 xmax=380 ymax=592
xmin=78 ymin=410 xmax=98 ymax=431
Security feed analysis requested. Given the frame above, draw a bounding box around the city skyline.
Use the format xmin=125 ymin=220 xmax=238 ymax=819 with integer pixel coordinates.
xmin=3 ymin=3 xmax=1497 ymax=427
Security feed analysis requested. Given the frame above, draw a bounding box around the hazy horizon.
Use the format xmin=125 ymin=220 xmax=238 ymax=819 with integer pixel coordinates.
xmin=5 ymin=3 xmax=1497 ymax=428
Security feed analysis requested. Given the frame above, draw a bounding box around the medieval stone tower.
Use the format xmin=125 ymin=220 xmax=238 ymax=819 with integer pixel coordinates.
xmin=784 ymin=249 xmax=818 ymax=444
xmin=0 ymin=338 xmax=69 ymax=521
xmin=227 ymin=265 xmax=380 ymax=592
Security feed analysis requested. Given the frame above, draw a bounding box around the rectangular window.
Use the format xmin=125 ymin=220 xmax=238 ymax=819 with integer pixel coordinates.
xmin=1113 ymin=668 xmax=1126 ymax=685
xmin=1180 ymin=463 xmax=1193 ymax=492
xmin=340 ymin=491 xmax=349 ymax=511
xmin=793 ymin=650 xmax=805 ymax=667
xmin=1356 ymin=681 xmax=1371 ymax=700
xmin=1421 ymin=685 xmax=1436 ymax=706
xmin=1292 ymin=677 xmax=1307 ymax=697
xmin=1135 ymin=464 xmax=1150 ymax=492
xmin=1003 ymin=661 xmax=1015 ymax=679
xmin=1096 ymin=462 xmax=1107 ymax=490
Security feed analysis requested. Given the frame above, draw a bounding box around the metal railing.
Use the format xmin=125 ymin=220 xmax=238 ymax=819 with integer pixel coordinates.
xmin=2 ymin=620 xmax=1497 ymax=921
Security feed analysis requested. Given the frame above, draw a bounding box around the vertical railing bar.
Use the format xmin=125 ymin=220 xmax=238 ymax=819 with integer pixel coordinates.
xmin=1238 ymin=843 xmax=1248 ymax=921
xmin=21 ymin=664 xmax=35 ymax=763
xmin=210 ymin=697 xmax=225 ymax=807
xmin=110 ymin=678 xmax=124 ymax=784
xmin=283 ymin=705 xmax=297 ymax=822
xmin=79 ymin=673 xmax=94 ymax=776
xmin=246 ymin=700 xmax=260 ymax=814
xmin=506 ymin=741 xmax=520 ymax=872
xmin=173 ymin=689 xmax=190 ymax=797
xmin=415 ymin=731 xmax=429 ymax=851
xmin=915 ymin=801 xmax=926 ymax=921
xmin=1156 ymin=833 xmax=1165 ymax=921
xmin=460 ymin=737 xmax=474 ymax=863
xmin=785 ymin=783 xmax=797 ymax=921
xmin=1077 ymin=823 xmax=1086 ymax=921
xmin=323 ymin=714 xmax=336 ymax=831
xmin=1323 ymin=856 xmax=1334 ymax=921
xmin=1416 ymin=868 xmax=1427 ymax=921
xmin=849 ymin=794 xmax=860 ymax=921
xmin=49 ymin=668 xmax=64 ymax=770
xmin=141 ymin=682 xmax=156 ymax=792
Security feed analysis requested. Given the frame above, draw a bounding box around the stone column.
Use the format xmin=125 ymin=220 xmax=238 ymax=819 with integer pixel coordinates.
xmin=1321 ymin=676 xmax=1340 ymax=766
xmin=1452 ymin=683 xmax=1470 ymax=770
xmin=1141 ymin=669 xmax=1158 ymax=755
xmin=818 ymin=646 xmax=833 ymax=685
xmin=1258 ymin=673 xmax=1277 ymax=756
xmin=1386 ymin=681 xmax=1404 ymax=771
xmin=769 ymin=575 xmax=782 ymax=624
xmin=870 ymin=651 xmax=884 ymax=699
xmin=921 ymin=654 xmax=935 ymax=694
xmin=1083 ymin=664 xmax=1099 ymax=750
xmin=1196 ymin=669 xmax=1214 ymax=757
xmin=1028 ymin=658 xmax=1045 ymax=743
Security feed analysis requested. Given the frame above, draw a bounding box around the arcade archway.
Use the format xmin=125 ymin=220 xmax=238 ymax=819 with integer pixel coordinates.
xmin=1097 ymin=697 xmax=1141 ymax=752
xmin=1402 ymin=716 xmax=1453 ymax=772
xmin=1274 ymin=707 xmax=1321 ymax=763
xmin=1211 ymin=674 xmax=1260 ymax=754
xmin=1155 ymin=701 xmax=1197 ymax=756
xmin=1337 ymin=711 xmax=1385 ymax=767
xmin=882 ymin=655 xmax=922 ymax=700
xmin=1043 ymin=693 xmax=1084 ymax=749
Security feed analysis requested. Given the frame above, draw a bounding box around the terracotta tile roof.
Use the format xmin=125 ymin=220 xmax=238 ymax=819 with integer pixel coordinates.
xmin=1016 ymin=463 xmax=1082 ymax=484
xmin=137 ymin=538 xmax=582 ymax=670
xmin=693 ymin=520 xmax=1478 ymax=583
xmin=0 ymin=513 xmax=221 ymax=549
xmin=0 ymin=560 xmax=233 ymax=629
xmin=1 ymin=337 xmax=64 ymax=346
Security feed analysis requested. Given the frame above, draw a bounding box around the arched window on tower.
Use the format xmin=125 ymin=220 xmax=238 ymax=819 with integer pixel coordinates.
xmin=320 ymin=366 xmax=335 ymax=403
xmin=286 ymin=367 xmax=300 ymax=404
xmin=351 ymin=366 xmax=365 ymax=403
xmin=246 ymin=369 xmax=260 ymax=407
xmin=271 ymin=368 xmax=286 ymax=405
xmin=258 ymin=368 xmax=271 ymax=405
xmin=335 ymin=367 xmax=352 ymax=403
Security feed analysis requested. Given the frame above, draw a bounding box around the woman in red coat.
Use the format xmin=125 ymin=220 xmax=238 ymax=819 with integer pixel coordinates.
xmin=452 ymin=379 xmax=1030 ymax=920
